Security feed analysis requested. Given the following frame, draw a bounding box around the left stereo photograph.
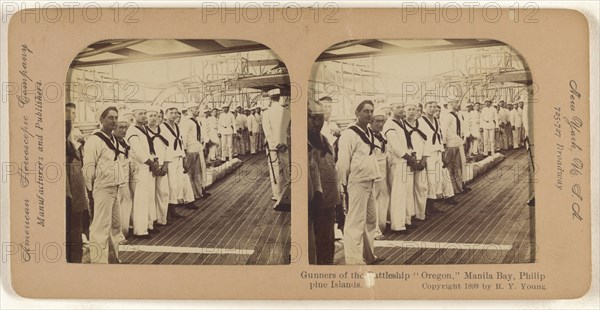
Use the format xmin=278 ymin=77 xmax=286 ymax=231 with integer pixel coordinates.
xmin=65 ymin=39 xmax=291 ymax=265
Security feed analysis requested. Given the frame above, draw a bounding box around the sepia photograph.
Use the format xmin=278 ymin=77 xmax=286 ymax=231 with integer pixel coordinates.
xmin=307 ymin=39 xmax=535 ymax=265
xmin=65 ymin=39 xmax=291 ymax=265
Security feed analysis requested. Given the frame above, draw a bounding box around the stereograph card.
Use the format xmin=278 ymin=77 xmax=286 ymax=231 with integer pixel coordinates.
xmin=4 ymin=6 xmax=593 ymax=300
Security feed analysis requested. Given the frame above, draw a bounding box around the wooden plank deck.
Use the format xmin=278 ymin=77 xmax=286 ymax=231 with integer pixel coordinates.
xmin=119 ymin=152 xmax=291 ymax=265
xmin=333 ymin=147 xmax=535 ymax=265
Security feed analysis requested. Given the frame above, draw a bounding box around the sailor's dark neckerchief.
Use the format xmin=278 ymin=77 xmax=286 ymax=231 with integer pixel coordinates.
xmin=421 ymin=116 xmax=442 ymax=145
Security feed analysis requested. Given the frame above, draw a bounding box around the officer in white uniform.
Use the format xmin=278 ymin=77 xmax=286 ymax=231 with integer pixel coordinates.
xmin=336 ymin=100 xmax=381 ymax=265
xmin=218 ymin=104 xmax=236 ymax=161
xmin=262 ymin=89 xmax=291 ymax=202
xmin=509 ymin=102 xmax=523 ymax=149
xmin=83 ymin=104 xmax=126 ymax=263
xmin=480 ymin=99 xmax=498 ymax=156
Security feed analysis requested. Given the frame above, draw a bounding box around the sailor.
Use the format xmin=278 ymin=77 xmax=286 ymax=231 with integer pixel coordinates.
xmin=126 ymin=105 xmax=160 ymax=238
xmin=204 ymin=107 xmax=220 ymax=162
xmin=180 ymin=102 xmax=209 ymax=205
xmin=83 ymin=104 xmax=126 ymax=263
xmin=508 ymin=102 xmax=521 ymax=149
xmin=515 ymin=101 xmax=525 ymax=147
xmin=247 ymin=107 xmax=259 ymax=154
xmin=218 ymin=103 xmax=236 ymax=161
xmin=113 ymin=109 xmax=133 ymax=242
xmin=145 ymin=106 xmax=171 ymax=224
xmin=374 ymin=95 xmax=392 ymax=119
xmin=370 ymin=107 xmax=391 ymax=238
xmin=420 ymin=101 xmax=448 ymax=214
xmin=441 ymin=98 xmax=472 ymax=195
xmin=262 ymin=89 xmax=291 ymax=202
xmin=497 ymin=100 xmax=511 ymax=150
xmin=435 ymin=104 xmax=457 ymax=204
xmin=480 ymin=99 xmax=498 ymax=156
xmin=493 ymin=102 xmax=503 ymax=152
xmin=201 ymin=108 xmax=214 ymax=162
xmin=254 ymin=106 xmax=264 ymax=152
xmin=242 ymin=108 xmax=251 ymax=154
xmin=403 ymin=101 xmax=428 ymax=221
xmin=175 ymin=110 xmax=196 ymax=207
xmin=233 ymin=106 xmax=245 ymax=156
xmin=161 ymin=105 xmax=188 ymax=217
xmin=468 ymin=102 xmax=481 ymax=156
xmin=307 ymin=99 xmax=340 ymax=264
xmin=336 ymin=100 xmax=382 ymax=265
xmin=383 ymin=101 xmax=413 ymax=233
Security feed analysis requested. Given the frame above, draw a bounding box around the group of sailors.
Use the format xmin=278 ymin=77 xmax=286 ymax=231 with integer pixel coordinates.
xmin=65 ymin=89 xmax=290 ymax=264
xmin=307 ymin=96 xmax=527 ymax=265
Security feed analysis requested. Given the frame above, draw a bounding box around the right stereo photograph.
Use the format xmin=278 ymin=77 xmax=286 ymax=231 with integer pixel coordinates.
xmin=306 ymin=39 xmax=535 ymax=265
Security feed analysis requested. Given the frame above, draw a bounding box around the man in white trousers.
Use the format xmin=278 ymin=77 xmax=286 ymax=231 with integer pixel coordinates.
xmin=254 ymin=107 xmax=264 ymax=152
xmin=420 ymin=101 xmax=447 ymax=215
xmin=509 ymin=102 xmax=523 ymax=149
xmin=162 ymin=105 xmax=187 ymax=218
xmin=336 ymin=100 xmax=382 ymax=265
xmin=370 ymin=108 xmax=390 ymax=239
xmin=468 ymin=102 xmax=481 ymax=156
xmin=83 ymin=105 xmax=127 ymax=263
xmin=113 ymin=110 xmax=133 ymax=242
xmin=262 ymin=90 xmax=291 ymax=202
xmin=247 ymin=108 xmax=259 ymax=154
xmin=383 ymin=102 xmax=414 ymax=233
xmin=480 ymin=99 xmax=498 ymax=156
xmin=126 ymin=105 xmax=160 ymax=238
xmin=218 ymin=104 xmax=236 ymax=162
xmin=403 ymin=102 xmax=428 ymax=221
xmin=146 ymin=106 xmax=170 ymax=225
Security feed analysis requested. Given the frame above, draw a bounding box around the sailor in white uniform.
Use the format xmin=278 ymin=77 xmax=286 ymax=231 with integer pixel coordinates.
xmin=403 ymin=102 xmax=428 ymax=221
xmin=113 ymin=109 xmax=133 ymax=241
xmin=383 ymin=102 xmax=413 ymax=233
xmin=83 ymin=104 xmax=126 ymax=263
xmin=370 ymin=107 xmax=390 ymax=239
xmin=145 ymin=106 xmax=171 ymax=224
xmin=336 ymin=100 xmax=382 ymax=265
xmin=161 ymin=105 xmax=188 ymax=216
xmin=126 ymin=105 xmax=159 ymax=238
xmin=420 ymin=101 xmax=447 ymax=214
